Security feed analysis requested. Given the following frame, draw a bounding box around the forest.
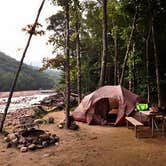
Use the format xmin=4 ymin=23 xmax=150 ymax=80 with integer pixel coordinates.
xmin=0 ymin=51 xmax=56 ymax=91
xmin=42 ymin=0 xmax=166 ymax=106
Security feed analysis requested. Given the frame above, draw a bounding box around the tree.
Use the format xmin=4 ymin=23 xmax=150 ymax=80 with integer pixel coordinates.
xmin=99 ymin=0 xmax=108 ymax=86
xmin=148 ymin=0 xmax=161 ymax=106
xmin=151 ymin=16 xmax=161 ymax=106
xmin=71 ymin=0 xmax=82 ymax=103
xmin=46 ymin=0 xmax=166 ymax=105
xmin=64 ymin=0 xmax=71 ymax=128
xmin=48 ymin=0 xmax=71 ymax=128
xmin=120 ymin=7 xmax=138 ymax=85
xmin=46 ymin=11 xmax=66 ymax=53
xmin=145 ymin=24 xmax=151 ymax=103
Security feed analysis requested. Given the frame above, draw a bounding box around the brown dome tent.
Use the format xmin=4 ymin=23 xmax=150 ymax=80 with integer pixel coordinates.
xmin=72 ymin=85 xmax=139 ymax=126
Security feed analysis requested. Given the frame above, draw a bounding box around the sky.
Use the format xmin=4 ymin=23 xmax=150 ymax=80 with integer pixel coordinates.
xmin=0 ymin=0 xmax=60 ymax=67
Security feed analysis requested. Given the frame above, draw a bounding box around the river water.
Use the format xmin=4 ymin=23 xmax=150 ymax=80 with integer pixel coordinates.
xmin=0 ymin=93 xmax=54 ymax=113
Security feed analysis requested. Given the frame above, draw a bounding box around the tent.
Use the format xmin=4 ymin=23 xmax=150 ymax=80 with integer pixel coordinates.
xmin=72 ymin=85 xmax=140 ymax=126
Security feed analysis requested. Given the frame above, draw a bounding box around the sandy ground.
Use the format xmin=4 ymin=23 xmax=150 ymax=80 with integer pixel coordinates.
xmin=0 ymin=111 xmax=166 ymax=166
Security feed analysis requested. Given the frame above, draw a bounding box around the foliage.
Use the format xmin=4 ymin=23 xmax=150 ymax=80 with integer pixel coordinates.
xmin=0 ymin=51 xmax=56 ymax=91
xmin=22 ymin=22 xmax=45 ymax=36
xmin=44 ymin=0 xmax=166 ymax=103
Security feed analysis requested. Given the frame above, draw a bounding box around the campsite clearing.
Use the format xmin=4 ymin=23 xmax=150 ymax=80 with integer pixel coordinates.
xmin=1 ymin=111 xmax=166 ymax=166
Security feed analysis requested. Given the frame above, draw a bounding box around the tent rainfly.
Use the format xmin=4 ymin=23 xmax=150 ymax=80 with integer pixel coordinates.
xmin=72 ymin=85 xmax=140 ymax=126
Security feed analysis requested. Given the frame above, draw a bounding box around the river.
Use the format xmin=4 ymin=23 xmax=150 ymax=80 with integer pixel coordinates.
xmin=0 ymin=90 xmax=56 ymax=113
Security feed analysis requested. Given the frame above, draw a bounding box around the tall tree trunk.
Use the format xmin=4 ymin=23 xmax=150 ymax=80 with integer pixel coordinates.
xmin=0 ymin=0 xmax=46 ymax=133
xmin=117 ymin=46 xmax=120 ymax=84
xmin=76 ymin=24 xmax=81 ymax=104
xmin=74 ymin=0 xmax=82 ymax=104
xmin=145 ymin=24 xmax=151 ymax=103
xmin=128 ymin=56 xmax=132 ymax=91
xmin=147 ymin=0 xmax=161 ymax=106
xmin=119 ymin=8 xmax=137 ymax=85
xmin=128 ymin=43 xmax=135 ymax=91
xmin=151 ymin=19 xmax=161 ymax=106
xmin=132 ymin=54 xmax=136 ymax=92
xmin=65 ymin=0 xmax=71 ymax=128
xmin=99 ymin=0 xmax=107 ymax=86
xmin=113 ymin=28 xmax=118 ymax=85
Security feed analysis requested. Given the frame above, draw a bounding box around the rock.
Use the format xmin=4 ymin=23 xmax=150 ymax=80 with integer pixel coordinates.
xmin=48 ymin=117 xmax=54 ymax=124
xmin=90 ymin=136 xmax=98 ymax=140
xmin=28 ymin=144 xmax=36 ymax=151
xmin=36 ymin=145 xmax=43 ymax=149
xmin=39 ymin=134 xmax=50 ymax=141
xmin=32 ymin=139 xmax=38 ymax=144
xmin=12 ymin=123 xmax=17 ymax=126
xmin=18 ymin=136 xmax=26 ymax=144
xmin=3 ymin=127 xmax=60 ymax=152
xmin=4 ymin=137 xmax=10 ymax=142
xmin=36 ymin=138 xmax=42 ymax=145
xmin=49 ymin=139 xmax=56 ymax=144
xmin=47 ymin=132 xmax=52 ymax=137
xmin=58 ymin=124 xmax=63 ymax=129
xmin=34 ymin=119 xmax=46 ymax=127
xmin=11 ymin=138 xmax=18 ymax=145
xmin=55 ymin=142 xmax=59 ymax=146
xmin=24 ymin=138 xmax=32 ymax=144
xmin=8 ymin=133 xmax=17 ymax=140
xmin=20 ymin=146 xmax=28 ymax=152
xmin=42 ymin=153 xmax=50 ymax=158
xmin=3 ymin=131 xmax=9 ymax=137
xmin=53 ymin=136 xmax=60 ymax=143
xmin=59 ymin=119 xmax=65 ymax=124
xmin=6 ymin=142 xmax=12 ymax=148
xmin=58 ymin=119 xmax=65 ymax=129
xmin=7 ymin=122 xmax=12 ymax=126
xmin=17 ymin=144 xmax=25 ymax=149
xmin=42 ymin=141 xmax=48 ymax=147
xmin=49 ymin=136 xmax=59 ymax=144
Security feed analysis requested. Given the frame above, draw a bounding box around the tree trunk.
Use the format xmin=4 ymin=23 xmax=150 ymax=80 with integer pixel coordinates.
xmin=65 ymin=0 xmax=71 ymax=128
xmin=145 ymin=24 xmax=151 ymax=103
xmin=117 ymin=43 xmax=120 ymax=84
xmin=76 ymin=27 xmax=82 ymax=104
xmin=128 ymin=43 xmax=135 ymax=91
xmin=119 ymin=8 xmax=137 ymax=85
xmin=99 ymin=0 xmax=107 ymax=86
xmin=74 ymin=0 xmax=82 ymax=104
xmin=0 ymin=0 xmax=46 ymax=133
xmin=113 ymin=28 xmax=118 ymax=85
xmin=132 ymin=53 xmax=136 ymax=92
xmin=147 ymin=0 xmax=161 ymax=106
xmin=128 ymin=56 xmax=132 ymax=91
xmin=151 ymin=19 xmax=161 ymax=106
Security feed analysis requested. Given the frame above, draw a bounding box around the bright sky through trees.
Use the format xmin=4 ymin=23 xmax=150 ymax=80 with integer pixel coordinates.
xmin=0 ymin=0 xmax=60 ymax=67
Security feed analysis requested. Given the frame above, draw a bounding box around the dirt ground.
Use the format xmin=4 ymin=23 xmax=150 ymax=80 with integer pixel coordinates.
xmin=0 ymin=111 xmax=166 ymax=166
